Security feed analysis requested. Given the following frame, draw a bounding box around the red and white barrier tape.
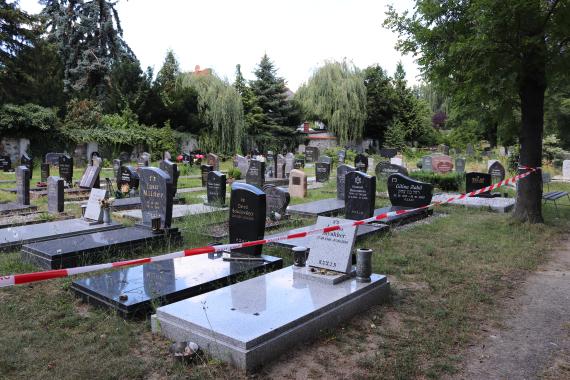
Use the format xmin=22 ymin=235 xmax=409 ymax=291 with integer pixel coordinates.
xmin=0 ymin=167 xmax=538 ymax=288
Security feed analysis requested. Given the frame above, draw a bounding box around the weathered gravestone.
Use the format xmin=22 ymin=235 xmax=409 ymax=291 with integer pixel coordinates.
xmin=563 ymin=160 xmax=570 ymax=179
xmin=432 ymin=155 xmax=454 ymax=173
xmin=380 ymin=148 xmax=398 ymax=159
xmin=84 ymin=188 xmax=106 ymax=222
xmin=112 ymin=159 xmax=122 ymax=179
xmin=466 ymin=172 xmax=494 ymax=197
xmin=160 ymin=159 xmax=179 ymax=196
xmin=16 ymin=166 xmax=30 ymax=205
xmin=354 ymin=153 xmax=368 ymax=173
xmin=275 ymin=154 xmax=286 ymax=178
xmin=139 ymin=167 xmax=173 ymax=229
xmin=488 ymin=161 xmax=506 ymax=182
xmin=201 ymin=164 xmax=213 ymax=187
xmin=338 ymin=150 xmax=346 ymax=164
xmin=305 ymin=146 xmax=319 ymax=163
xmin=40 ymin=163 xmax=50 ymax=183
xmin=206 ymin=171 xmax=226 ymax=206
xmin=58 ymin=154 xmax=73 ymax=184
xmin=246 ymin=160 xmax=265 ymax=188
xmin=288 ymin=169 xmax=307 ymax=198
xmin=207 ymin=153 xmax=220 ymax=171
xmin=337 ymin=164 xmax=355 ymax=200
xmin=118 ymin=166 xmax=139 ymax=192
xmin=21 ymin=153 xmax=33 ymax=178
xmin=0 ymin=155 xmax=11 ymax=172
xmin=455 ymin=158 xmax=466 ymax=173
xmin=284 ymin=153 xmax=294 ymax=176
xmin=138 ymin=152 xmax=150 ymax=168
xmin=387 ymin=174 xmax=433 ymax=208
xmin=235 ymin=155 xmax=249 ymax=178
xmin=263 ymin=184 xmax=290 ymax=221
xmin=229 ymin=182 xmax=266 ymax=257
xmin=47 ymin=176 xmax=64 ymax=213
xmin=344 ymin=171 xmax=376 ymax=220
xmin=306 ymin=216 xmax=357 ymax=274
xmin=375 ymin=162 xmax=408 ymax=177
xmin=315 ymin=162 xmax=331 ymax=182
xmin=422 ymin=156 xmax=433 ymax=172
xmin=79 ymin=161 xmax=101 ymax=189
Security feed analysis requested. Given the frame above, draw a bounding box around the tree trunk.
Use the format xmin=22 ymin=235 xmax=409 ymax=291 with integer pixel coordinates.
xmin=513 ymin=37 xmax=546 ymax=223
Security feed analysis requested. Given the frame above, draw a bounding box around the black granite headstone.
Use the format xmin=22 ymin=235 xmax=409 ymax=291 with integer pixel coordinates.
xmin=344 ymin=171 xmax=376 ymax=220
xmin=466 ymin=172 xmax=492 ymax=197
xmin=375 ymin=162 xmax=409 ymax=177
xmin=294 ymin=158 xmax=305 ymax=169
xmin=229 ymin=183 xmax=266 ymax=256
xmin=139 ymin=167 xmax=173 ymax=229
xmin=206 ymin=171 xmax=226 ymax=206
xmin=354 ymin=153 xmax=368 ymax=173
xmin=0 ymin=155 xmax=11 ymax=172
xmin=201 ymin=164 xmax=213 ymax=187
xmin=305 ymin=147 xmax=319 ymax=163
xmin=58 ymin=154 xmax=73 ymax=185
xmin=90 ymin=151 xmax=101 ymax=166
xmin=16 ymin=165 xmax=30 ymax=205
xmin=488 ymin=161 xmax=506 ymax=181
xmin=21 ymin=153 xmax=33 ymax=178
xmin=380 ymin=148 xmax=398 ymax=158
xmin=40 ymin=163 xmax=50 ymax=183
xmin=315 ymin=162 xmax=331 ymax=182
xmin=387 ymin=174 xmax=433 ymax=208
xmin=47 ymin=176 xmax=64 ymax=213
xmin=112 ymin=159 xmax=122 ymax=179
xmin=337 ymin=164 xmax=355 ymax=200
xmin=263 ymin=184 xmax=290 ymax=221
xmin=160 ymin=159 xmax=179 ymax=196
xmin=245 ymin=160 xmax=265 ymax=188
xmin=45 ymin=152 xmax=63 ymax=166
xmin=118 ymin=166 xmax=139 ymax=191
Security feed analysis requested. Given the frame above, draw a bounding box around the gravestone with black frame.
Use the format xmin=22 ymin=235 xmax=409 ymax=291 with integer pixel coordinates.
xmin=139 ymin=167 xmax=173 ymax=229
xmin=344 ymin=171 xmax=375 ymax=220
xmin=228 ymin=182 xmax=266 ymax=257
xmin=315 ymin=162 xmax=331 ymax=182
xmin=305 ymin=147 xmax=319 ymax=163
xmin=58 ymin=154 xmax=73 ymax=185
xmin=118 ymin=166 xmax=140 ymax=192
xmin=488 ymin=161 xmax=506 ymax=182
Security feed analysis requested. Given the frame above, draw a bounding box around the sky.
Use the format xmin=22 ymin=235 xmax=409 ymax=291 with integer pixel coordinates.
xmin=18 ymin=0 xmax=420 ymax=91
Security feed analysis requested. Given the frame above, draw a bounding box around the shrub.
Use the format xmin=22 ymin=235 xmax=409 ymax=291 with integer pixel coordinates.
xmin=409 ymin=171 xmax=464 ymax=191
xmin=227 ymin=167 xmax=241 ymax=180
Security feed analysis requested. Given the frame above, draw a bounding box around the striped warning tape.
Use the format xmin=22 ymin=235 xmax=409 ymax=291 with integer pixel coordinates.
xmin=0 ymin=167 xmax=538 ymax=288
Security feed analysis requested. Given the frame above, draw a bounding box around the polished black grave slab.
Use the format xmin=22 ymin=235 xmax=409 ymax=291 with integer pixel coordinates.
xmin=0 ymin=219 xmax=122 ymax=252
xmin=21 ymin=226 xmax=183 ymax=270
xmin=71 ymin=254 xmax=283 ymax=318
xmin=286 ymin=198 xmax=345 ymax=217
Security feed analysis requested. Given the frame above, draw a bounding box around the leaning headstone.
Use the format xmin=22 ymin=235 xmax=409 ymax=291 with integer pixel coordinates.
xmin=16 ymin=166 xmax=30 ymax=206
xmin=337 ymin=150 xmax=346 ymax=164
xmin=47 ymin=176 xmax=64 ymax=213
xmin=344 ymin=171 xmax=376 ymax=220
xmin=306 ymin=216 xmax=357 ymax=274
xmin=0 ymin=155 xmax=12 ymax=172
xmin=422 ymin=156 xmax=433 ymax=172
xmin=288 ymin=169 xmax=307 ymax=198
xmin=284 ymin=153 xmax=294 ymax=176
xmin=432 ymin=155 xmax=454 ymax=173
xmin=246 ymin=160 xmax=265 ymax=188
xmin=380 ymin=148 xmax=398 ymax=158
xmin=118 ymin=166 xmax=139 ymax=192
xmin=275 ymin=154 xmax=286 ymax=178
xmin=206 ymin=171 xmax=226 ymax=206
xmin=58 ymin=154 xmax=73 ymax=185
xmin=336 ymin=164 xmax=355 ymax=200
xmin=79 ymin=162 xmax=101 ymax=189
xmin=466 ymin=144 xmax=474 ymax=156
xmin=21 ymin=153 xmax=33 ymax=178
xmin=160 ymin=159 xmax=179 ymax=196
xmin=315 ymin=162 xmax=331 ymax=182
xmin=229 ymin=183 xmax=266 ymax=257
xmin=488 ymin=161 xmax=506 ymax=182
xmin=40 ymin=163 xmax=50 ymax=183
xmin=112 ymin=159 xmax=122 ymax=179
xmin=206 ymin=153 xmax=220 ymax=171
xmin=305 ymin=147 xmax=319 ymax=163
xmin=201 ymin=164 xmax=214 ymax=187
xmin=354 ymin=153 xmax=368 ymax=173
xmin=563 ymin=160 xmax=570 ymax=179
xmin=387 ymin=174 xmax=433 ymax=208
xmin=263 ymin=184 xmax=290 ymax=221
xmin=375 ymin=162 xmax=408 ymax=177
xmin=455 ymin=158 xmax=466 ymax=173
xmin=139 ymin=167 xmax=173 ymax=229
xmin=466 ymin=172 xmax=492 ymax=196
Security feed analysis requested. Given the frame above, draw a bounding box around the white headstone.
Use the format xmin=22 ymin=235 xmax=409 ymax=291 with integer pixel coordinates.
xmin=563 ymin=160 xmax=570 ymax=179
xmin=306 ymin=216 xmax=357 ymax=274
xmin=487 ymin=159 xmax=498 ymax=169
xmin=390 ymin=157 xmax=403 ymax=166
xmin=84 ymin=188 xmax=106 ymax=221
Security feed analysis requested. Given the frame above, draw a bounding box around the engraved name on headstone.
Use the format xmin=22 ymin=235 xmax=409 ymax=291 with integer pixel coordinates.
xmin=58 ymin=154 xmax=73 ymax=184
xmin=387 ymin=174 xmax=433 ymax=208
xmin=315 ymin=162 xmax=331 ymax=182
xmin=139 ymin=167 xmax=173 ymax=229
xmin=206 ymin=171 xmax=226 ymax=206
xmin=344 ymin=171 xmax=376 ymax=220
xmin=375 ymin=162 xmax=408 ymax=178
xmin=245 ymin=160 xmax=265 ymax=188
xmin=307 ymin=216 xmax=357 ymax=273
xmin=288 ymin=169 xmax=307 ymax=198
xmin=229 ymin=183 xmax=266 ymax=256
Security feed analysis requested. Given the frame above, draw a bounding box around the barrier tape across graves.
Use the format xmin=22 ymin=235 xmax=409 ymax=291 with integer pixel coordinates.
xmin=0 ymin=167 xmax=539 ymax=288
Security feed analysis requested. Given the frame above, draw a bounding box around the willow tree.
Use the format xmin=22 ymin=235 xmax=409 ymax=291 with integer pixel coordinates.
xmin=177 ymin=72 xmax=244 ymax=154
xmin=295 ymin=60 xmax=366 ymax=144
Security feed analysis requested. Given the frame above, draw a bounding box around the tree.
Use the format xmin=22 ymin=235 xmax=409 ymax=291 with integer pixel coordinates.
xmin=233 ymin=64 xmax=264 ymax=146
xmin=0 ymin=0 xmax=35 ymax=67
xmin=154 ymin=50 xmax=180 ymax=105
xmin=385 ymin=0 xmax=570 ymax=223
xmin=363 ymin=64 xmax=397 ymax=143
xmin=295 ymin=60 xmax=366 ymax=144
xmin=41 ymin=0 xmax=135 ymax=101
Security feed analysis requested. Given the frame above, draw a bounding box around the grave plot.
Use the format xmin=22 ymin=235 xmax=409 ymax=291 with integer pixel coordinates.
xmin=21 ymin=168 xmax=182 ymax=268
xmin=287 ymin=168 xmax=345 ymax=217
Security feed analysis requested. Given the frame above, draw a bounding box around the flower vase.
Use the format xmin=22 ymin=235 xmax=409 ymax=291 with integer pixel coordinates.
xmin=103 ymin=207 xmax=112 ymax=224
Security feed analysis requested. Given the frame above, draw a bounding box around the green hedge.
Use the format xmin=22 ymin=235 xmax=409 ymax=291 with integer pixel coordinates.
xmin=409 ymin=171 xmax=464 ymax=191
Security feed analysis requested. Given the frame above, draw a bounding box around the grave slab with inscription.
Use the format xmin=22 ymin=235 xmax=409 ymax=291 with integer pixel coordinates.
xmin=344 ymin=171 xmax=375 ymax=220
xmin=228 ymin=183 xmax=266 ymax=258
xmin=245 ymin=160 xmax=265 ymax=189
xmin=206 ymin=171 xmax=226 ymax=206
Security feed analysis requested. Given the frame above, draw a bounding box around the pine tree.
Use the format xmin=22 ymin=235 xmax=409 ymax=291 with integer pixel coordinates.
xmin=154 ymin=50 xmax=180 ymax=105
xmin=0 ymin=0 xmax=35 ymax=66
xmin=233 ymin=64 xmax=264 ymax=142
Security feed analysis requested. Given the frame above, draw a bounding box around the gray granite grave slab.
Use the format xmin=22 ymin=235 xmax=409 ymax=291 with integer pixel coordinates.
xmin=432 ymin=192 xmax=516 ymax=213
xmin=152 ymin=266 xmax=390 ymax=371
xmin=286 ymin=198 xmax=345 ymax=217
xmin=21 ymin=226 xmax=182 ymax=269
xmin=114 ymin=204 xmax=226 ymax=221
xmin=292 ymin=266 xmax=356 ymax=285
xmin=0 ymin=219 xmax=122 ymax=252
xmin=0 ymin=203 xmax=37 ymax=216
xmin=71 ymin=254 xmax=283 ymax=318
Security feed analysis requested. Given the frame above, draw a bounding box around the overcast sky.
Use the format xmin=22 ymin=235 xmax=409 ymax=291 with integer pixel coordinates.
xmin=19 ymin=0 xmax=420 ymax=91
